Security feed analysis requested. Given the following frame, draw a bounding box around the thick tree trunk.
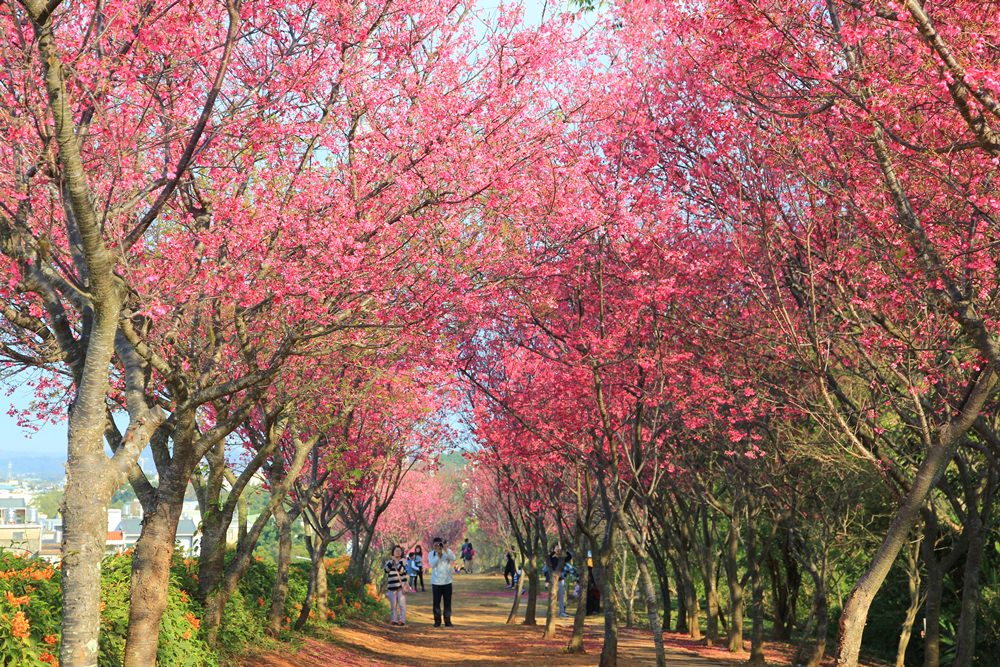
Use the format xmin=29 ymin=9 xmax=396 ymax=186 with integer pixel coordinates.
xmin=747 ymin=514 xmax=766 ymax=667
xmin=123 ymin=471 xmax=189 ymax=667
xmin=794 ymin=558 xmax=828 ymax=667
xmin=524 ymin=560 xmax=540 ymax=625
xmin=567 ymin=575 xmax=588 ymax=653
xmin=723 ymin=513 xmax=744 ymax=652
xmin=836 ymin=439 xmax=964 ymax=667
xmin=678 ymin=555 xmax=701 ymax=640
xmin=269 ymin=504 xmax=294 ymax=633
xmin=60 ymin=453 xmax=115 ymax=667
xmin=543 ymin=555 xmax=565 ymax=639
xmin=567 ymin=530 xmax=590 ymax=653
xmin=953 ymin=516 xmax=986 ymax=667
xmin=30 ymin=6 xmax=129 ymax=663
xmin=698 ymin=510 xmax=721 ymax=646
xmin=671 ymin=555 xmax=688 ymax=633
xmin=649 ymin=541 xmax=671 ymax=632
xmin=596 ymin=543 xmax=619 ymax=667
xmin=922 ymin=519 xmax=943 ymax=667
xmin=315 ymin=552 xmax=330 ymax=620
xmin=295 ymin=536 xmax=331 ymax=630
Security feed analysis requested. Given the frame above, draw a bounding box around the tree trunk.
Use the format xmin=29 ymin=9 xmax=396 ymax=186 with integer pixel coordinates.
xmin=294 ymin=535 xmax=331 ymax=630
xmin=953 ymin=515 xmax=986 ymax=667
xmin=123 ymin=471 xmax=188 ymax=667
xmin=794 ymin=558 xmax=828 ymax=667
xmin=649 ymin=541 xmax=671 ymax=632
xmin=506 ymin=565 xmax=525 ymax=625
xmin=543 ymin=555 xmax=565 ymax=639
xmin=895 ymin=535 xmax=923 ymax=667
xmin=836 ymin=439 xmax=963 ymax=667
xmin=747 ymin=512 xmax=767 ymax=667
xmin=671 ymin=555 xmax=688 ymax=633
xmin=567 ymin=573 xmax=589 ymax=653
xmin=269 ymin=504 xmax=293 ymax=633
xmin=315 ymin=551 xmax=330 ymax=620
xmin=922 ymin=517 xmax=944 ymax=667
xmin=31 ymin=7 xmax=130 ymax=663
xmin=596 ymin=540 xmax=619 ymax=667
xmin=567 ymin=529 xmax=590 ymax=653
xmin=524 ymin=560 xmax=540 ymax=625
xmin=678 ymin=555 xmax=701 ymax=640
xmin=60 ymin=452 xmax=115 ymax=667
xmin=723 ymin=513 xmax=744 ymax=652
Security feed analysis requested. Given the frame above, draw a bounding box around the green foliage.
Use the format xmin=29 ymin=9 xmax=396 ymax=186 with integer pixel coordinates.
xmin=0 ymin=552 xmax=60 ymax=666
xmin=29 ymin=490 xmax=62 ymax=520
xmin=98 ymin=552 xmax=216 ymax=667
xmin=0 ymin=548 xmax=387 ymax=667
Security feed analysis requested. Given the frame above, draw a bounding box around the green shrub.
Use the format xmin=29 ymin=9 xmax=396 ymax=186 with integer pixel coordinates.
xmin=0 ymin=548 xmax=386 ymax=667
xmin=98 ymin=552 xmax=217 ymax=667
xmin=0 ymin=552 xmax=60 ymax=666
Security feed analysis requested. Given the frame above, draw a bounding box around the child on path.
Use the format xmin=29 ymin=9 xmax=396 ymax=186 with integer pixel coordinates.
xmin=406 ymin=552 xmax=418 ymax=589
xmin=384 ymin=544 xmax=412 ymax=626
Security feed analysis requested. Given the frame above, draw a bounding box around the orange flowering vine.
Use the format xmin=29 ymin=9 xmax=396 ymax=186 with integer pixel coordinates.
xmin=11 ymin=609 xmax=30 ymax=640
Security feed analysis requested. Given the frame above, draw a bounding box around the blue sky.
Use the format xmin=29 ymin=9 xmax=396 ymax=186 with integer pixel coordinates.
xmin=1 ymin=383 xmax=66 ymax=456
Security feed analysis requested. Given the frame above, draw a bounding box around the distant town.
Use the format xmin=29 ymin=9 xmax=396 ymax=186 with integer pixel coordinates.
xmin=0 ymin=459 xmax=255 ymax=562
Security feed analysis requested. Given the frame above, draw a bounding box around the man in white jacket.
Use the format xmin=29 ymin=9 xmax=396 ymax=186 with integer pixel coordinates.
xmin=428 ymin=537 xmax=455 ymax=627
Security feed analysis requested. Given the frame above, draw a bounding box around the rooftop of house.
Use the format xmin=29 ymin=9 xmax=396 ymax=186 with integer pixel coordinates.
xmin=117 ymin=518 xmax=143 ymax=536
xmin=176 ymin=519 xmax=197 ymax=537
xmin=0 ymin=498 xmax=27 ymax=509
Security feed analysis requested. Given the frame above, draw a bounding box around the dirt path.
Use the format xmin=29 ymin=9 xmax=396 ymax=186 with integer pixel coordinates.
xmin=244 ymin=574 xmax=733 ymax=666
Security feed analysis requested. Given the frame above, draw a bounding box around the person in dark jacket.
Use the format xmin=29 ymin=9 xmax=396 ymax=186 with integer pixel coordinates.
xmin=503 ymin=548 xmax=516 ymax=588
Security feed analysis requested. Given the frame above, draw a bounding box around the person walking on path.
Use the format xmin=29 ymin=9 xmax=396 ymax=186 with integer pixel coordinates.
xmin=548 ymin=544 xmax=573 ymax=617
xmin=384 ymin=544 xmax=412 ymax=626
xmin=503 ymin=548 xmax=516 ymax=588
xmin=429 ymin=537 xmax=455 ymax=627
xmin=460 ymin=539 xmax=475 ymax=574
xmin=412 ymin=544 xmax=426 ymax=591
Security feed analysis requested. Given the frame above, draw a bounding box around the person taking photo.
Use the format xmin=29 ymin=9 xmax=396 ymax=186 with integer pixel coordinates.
xmin=428 ymin=537 xmax=455 ymax=627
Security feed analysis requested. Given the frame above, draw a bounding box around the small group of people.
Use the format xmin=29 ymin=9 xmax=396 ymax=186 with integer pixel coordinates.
xmin=382 ymin=536 xmax=462 ymax=628
xmin=501 ymin=543 xmax=602 ymax=618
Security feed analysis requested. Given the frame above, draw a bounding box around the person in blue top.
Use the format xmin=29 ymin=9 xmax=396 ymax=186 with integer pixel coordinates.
xmin=411 ymin=543 xmax=426 ymax=591
xmin=428 ymin=537 xmax=455 ymax=627
xmin=405 ymin=552 xmax=419 ymax=589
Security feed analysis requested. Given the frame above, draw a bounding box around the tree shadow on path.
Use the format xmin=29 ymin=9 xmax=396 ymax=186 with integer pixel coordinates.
xmin=244 ymin=574 xmax=732 ymax=666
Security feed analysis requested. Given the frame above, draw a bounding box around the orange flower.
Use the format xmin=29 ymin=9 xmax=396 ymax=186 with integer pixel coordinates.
xmin=353 ymin=601 xmax=361 ymax=610
xmin=184 ymin=612 xmax=200 ymax=630
xmin=43 ymin=633 xmax=58 ymax=645
xmin=5 ymin=590 xmax=29 ymax=606
xmin=257 ymin=597 xmax=265 ymax=608
xmin=99 ymin=601 xmax=106 ymax=612
xmin=11 ymin=610 xmax=30 ymax=640
xmin=39 ymin=651 xmax=58 ymax=665
xmin=179 ymin=591 xmax=189 ymax=603
xmin=182 ymin=630 xmax=191 ymax=641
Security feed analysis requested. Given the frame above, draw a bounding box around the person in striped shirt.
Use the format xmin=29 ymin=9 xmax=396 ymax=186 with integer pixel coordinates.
xmin=384 ymin=544 xmax=412 ymax=626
